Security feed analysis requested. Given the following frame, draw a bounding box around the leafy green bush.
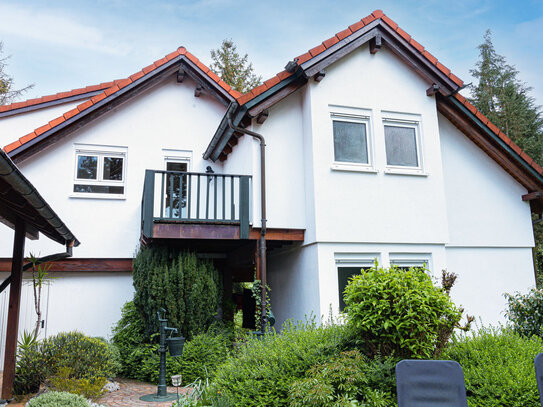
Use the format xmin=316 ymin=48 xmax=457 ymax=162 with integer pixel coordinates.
xmin=50 ymin=367 xmax=106 ymax=400
xmin=288 ymin=350 xmax=397 ymax=407
xmin=14 ymin=331 xmax=119 ymax=395
xmin=505 ymin=288 xmax=543 ymax=338
xmin=26 ymin=391 xmax=89 ymax=407
xmin=133 ymin=248 xmax=222 ymax=339
xmin=442 ymin=327 xmax=542 ymax=406
xmin=206 ymin=319 xmax=349 ymax=407
xmin=112 ymin=303 xmax=232 ymax=384
xmin=343 ymin=264 xmax=462 ymax=358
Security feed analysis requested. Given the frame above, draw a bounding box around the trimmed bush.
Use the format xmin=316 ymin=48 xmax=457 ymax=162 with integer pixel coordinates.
xmin=442 ymin=327 xmax=542 ymax=406
xmin=206 ymin=320 xmax=349 ymax=407
xmin=26 ymin=391 xmax=89 ymax=407
xmin=133 ymin=248 xmax=222 ymax=340
xmin=343 ymin=264 xmax=462 ymax=358
xmin=49 ymin=367 xmax=106 ymax=400
xmin=14 ymin=331 xmax=118 ymax=395
xmin=505 ymin=288 xmax=543 ymax=338
xmin=112 ymin=303 xmax=232 ymax=384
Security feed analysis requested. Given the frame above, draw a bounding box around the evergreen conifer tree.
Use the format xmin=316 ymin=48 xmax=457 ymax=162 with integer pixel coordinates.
xmin=210 ymin=39 xmax=262 ymax=94
xmin=469 ymin=30 xmax=543 ymax=165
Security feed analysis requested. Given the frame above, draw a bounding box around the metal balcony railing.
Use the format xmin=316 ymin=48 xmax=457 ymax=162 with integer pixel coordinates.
xmin=142 ymin=170 xmax=251 ymax=239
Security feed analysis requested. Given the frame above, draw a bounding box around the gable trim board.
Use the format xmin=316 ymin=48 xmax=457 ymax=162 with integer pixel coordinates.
xmin=4 ymin=47 xmax=241 ymax=163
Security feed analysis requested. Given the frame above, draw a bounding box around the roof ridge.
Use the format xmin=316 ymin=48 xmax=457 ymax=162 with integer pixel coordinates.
xmin=237 ymin=9 xmax=463 ymax=105
xmin=4 ymin=46 xmax=239 ymax=154
xmin=0 ymin=81 xmax=121 ymax=114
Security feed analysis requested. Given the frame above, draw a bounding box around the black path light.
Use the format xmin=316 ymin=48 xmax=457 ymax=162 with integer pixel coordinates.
xmin=140 ymin=308 xmax=185 ymax=402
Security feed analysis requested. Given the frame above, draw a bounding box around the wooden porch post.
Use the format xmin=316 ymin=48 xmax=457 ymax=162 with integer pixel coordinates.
xmin=1 ymin=218 xmax=26 ymax=401
xmin=254 ymin=241 xmax=262 ymax=280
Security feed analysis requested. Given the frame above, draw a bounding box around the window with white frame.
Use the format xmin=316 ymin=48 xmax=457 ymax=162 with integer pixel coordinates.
xmin=163 ymin=149 xmax=192 ymax=219
xmin=382 ymin=112 xmax=423 ymax=173
xmin=330 ymin=106 xmax=374 ymax=172
xmin=335 ymin=253 xmax=380 ymax=311
xmin=388 ymin=253 xmax=431 ymax=271
xmin=73 ymin=144 xmax=127 ymax=197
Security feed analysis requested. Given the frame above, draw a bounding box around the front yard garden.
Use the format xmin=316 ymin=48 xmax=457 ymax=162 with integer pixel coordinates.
xmin=12 ymin=248 xmax=543 ymax=406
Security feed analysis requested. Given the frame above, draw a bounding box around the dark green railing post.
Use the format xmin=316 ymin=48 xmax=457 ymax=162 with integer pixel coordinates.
xmin=239 ymin=176 xmax=250 ymax=239
xmin=142 ymin=170 xmax=155 ymax=238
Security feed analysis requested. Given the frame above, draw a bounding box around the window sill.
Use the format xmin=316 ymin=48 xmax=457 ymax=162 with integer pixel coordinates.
xmin=384 ymin=168 xmax=428 ymax=177
xmin=331 ymin=163 xmax=378 ymax=173
xmin=70 ymin=193 xmax=126 ymax=200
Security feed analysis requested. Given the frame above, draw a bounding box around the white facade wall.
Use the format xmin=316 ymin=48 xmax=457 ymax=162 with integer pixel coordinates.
xmin=266 ymin=44 xmax=536 ymax=327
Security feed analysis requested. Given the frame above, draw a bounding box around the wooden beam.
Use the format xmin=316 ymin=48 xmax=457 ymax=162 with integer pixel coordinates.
xmin=256 ymin=110 xmax=269 ymax=124
xmin=194 ymin=85 xmax=203 ymax=97
xmin=522 ymin=191 xmax=542 ymax=201
xmin=0 ymin=258 xmax=133 ymax=273
xmin=249 ymin=227 xmax=305 ymax=241
xmin=2 ymin=218 xmax=26 ymax=400
xmin=313 ymin=70 xmax=326 ymax=82
xmin=247 ymin=80 xmax=305 ymax=118
xmin=254 ymin=241 xmax=262 ymax=280
xmin=177 ymin=70 xmax=187 ymax=83
xmin=369 ymin=33 xmax=382 ymax=54
xmin=426 ymin=84 xmax=440 ymax=96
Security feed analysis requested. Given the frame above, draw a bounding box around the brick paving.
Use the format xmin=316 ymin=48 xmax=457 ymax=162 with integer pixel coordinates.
xmin=0 ymin=372 xmax=190 ymax=407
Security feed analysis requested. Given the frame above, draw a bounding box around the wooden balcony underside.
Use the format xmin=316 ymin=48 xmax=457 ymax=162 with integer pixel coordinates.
xmin=151 ymin=223 xmax=305 ymax=241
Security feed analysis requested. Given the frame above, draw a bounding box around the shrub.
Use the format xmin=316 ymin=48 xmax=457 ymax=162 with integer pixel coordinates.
xmin=26 ymin=391 xmax=89 ymax=407
xmin=49 ymin=367 xmax=106 ymax=400
xmin=112 ymin=305 xmax=233 ymax=384
xmin=206 ymin=319 xmax=349 ymax=407
xmin=442 ymin=327 xmax=542 ymax=406
xmin=133 ymin=248 xmax=222 ymax=340
xmin=14 ymin=331 xmax=119 ymax=395
xmin=343 ymin=264 xmax=462 ymax=358
xmin=505 ymin=288 xmax=543 ymax=338
xmin=288 ymin=350 xmax=397 ymax=407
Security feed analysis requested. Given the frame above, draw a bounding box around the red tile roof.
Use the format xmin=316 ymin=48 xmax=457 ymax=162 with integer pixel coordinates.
xmin=235 ymin=10 xmax=464 ymax=105
xmin=4 ymin=47 xmax=241 ymax=154
xmin=0 ymin=82 xmax=118 ymax=114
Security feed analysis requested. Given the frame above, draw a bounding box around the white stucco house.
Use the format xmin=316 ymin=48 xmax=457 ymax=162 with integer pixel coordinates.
xmin=1 ymin=10 xmax=542 ymax=358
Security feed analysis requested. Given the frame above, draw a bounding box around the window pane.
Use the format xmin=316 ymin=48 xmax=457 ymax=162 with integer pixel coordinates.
xmin=77 ymin=156 xmax=98 ymax=179
xmin=384 ymin=125 xmax=418 ymax=167
xmin=74 ymin=184 xmax=124 ymax=194
xmin=333 ymin=121 xmax=368 ymax=164
xmin=103 ymin=157 xmax=124 ymax=181
xmin=338 ymin=266 xmax=370 ymax=311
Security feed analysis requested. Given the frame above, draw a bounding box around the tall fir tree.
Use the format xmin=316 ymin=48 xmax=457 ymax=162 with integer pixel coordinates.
xmin=210 ymin=39 xmax=262 ymax=94
xmin=469 ymin=30 xmax=543 ymax=165
xmin=470 ymin=30 xmax=543 ymax=286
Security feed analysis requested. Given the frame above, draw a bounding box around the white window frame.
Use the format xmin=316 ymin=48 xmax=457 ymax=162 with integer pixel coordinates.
xmin=388 ymin=252 xmax=431 ymax=271
xmin=382 ymin=111 xmax=425 ymax=176
xmin=163 ymin=149 xmax=192 ymax=171
xmin=329 ymin=105 xmax=376 ymax=173
xmin=71 ymin=144 xmax=127 ymax=199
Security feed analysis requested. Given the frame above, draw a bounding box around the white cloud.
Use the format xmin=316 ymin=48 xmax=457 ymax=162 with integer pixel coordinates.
xmin=0 ymin=3 xmax=130 ymax=55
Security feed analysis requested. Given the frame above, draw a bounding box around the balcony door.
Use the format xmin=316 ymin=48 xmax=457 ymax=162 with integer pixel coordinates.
xmin=165 ymin=160 xmax=189 ymax=219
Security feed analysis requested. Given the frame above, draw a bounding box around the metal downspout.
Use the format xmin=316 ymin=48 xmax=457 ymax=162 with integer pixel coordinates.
xmin=226 ymin=114 xmax=268 ymax=333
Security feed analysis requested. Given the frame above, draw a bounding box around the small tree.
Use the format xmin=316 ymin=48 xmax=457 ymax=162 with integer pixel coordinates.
xmin=210 ymin=39 xmax=262 ymax=93
xmin=0 ymin=42 xmax=32 ymax=105
xmin=27 ymin=254 xmax=53 ymax=340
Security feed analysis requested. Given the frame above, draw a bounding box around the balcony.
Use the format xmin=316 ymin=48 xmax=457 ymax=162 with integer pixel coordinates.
xmin=141 ymin=169 xmax=252 ymax=240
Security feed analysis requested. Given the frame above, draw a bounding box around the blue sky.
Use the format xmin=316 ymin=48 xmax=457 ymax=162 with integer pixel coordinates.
xmin=1 ymin=0 xmax=542 ymax=106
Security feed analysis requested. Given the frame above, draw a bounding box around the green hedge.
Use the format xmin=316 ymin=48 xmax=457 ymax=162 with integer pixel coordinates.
xmin=206 ymin=320 xmax=349 ymax=407
xmin=442 ymin=327 xmax=542 ymax=406
xmin=27 ymin=391 xmax=89 ymax=407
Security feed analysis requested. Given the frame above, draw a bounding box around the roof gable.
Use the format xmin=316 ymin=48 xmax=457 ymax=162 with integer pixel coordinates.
xmin=4 ymin=47 xmax=241 ymax=162
xmin=202 ymin=10 xmax=543 ymax=208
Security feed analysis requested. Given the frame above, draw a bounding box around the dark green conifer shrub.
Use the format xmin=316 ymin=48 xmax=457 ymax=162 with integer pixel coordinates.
xmin=132 ymin=248 xmax=221 ymax=339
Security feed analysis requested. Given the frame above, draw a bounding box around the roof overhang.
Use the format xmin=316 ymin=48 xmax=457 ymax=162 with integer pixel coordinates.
xmin=0 ymin=149 xmax=79 ymax=245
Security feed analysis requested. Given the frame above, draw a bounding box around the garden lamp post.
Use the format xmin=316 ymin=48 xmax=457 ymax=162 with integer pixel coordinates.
xmin=140 ymin=308 xmax=185 ymax=402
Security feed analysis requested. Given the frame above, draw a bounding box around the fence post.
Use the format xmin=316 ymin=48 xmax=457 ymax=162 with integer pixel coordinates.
xmin=239 ymin=176 xmax=250 ymax=239
xmin=142 ymin=170 xmax=155 ymax=238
